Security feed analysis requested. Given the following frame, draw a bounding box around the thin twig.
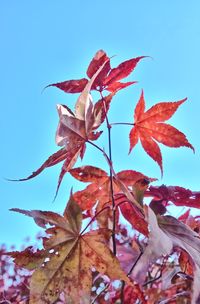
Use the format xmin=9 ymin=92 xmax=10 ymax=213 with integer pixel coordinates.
xmin=143 ymin=272 xmax=162 ymax=287
xmin=120 ymin=251 xmax=143 ymax=303
xmin=120 ymin=280 xmax=126 ymax=303
xmin=80 ymin=206 xmax=110 ymax=235
xmin=111 ymin=122 xmax=134 ymax=126
xmin=87 ymin=140 xmax=111 ymax=167
xmin=128 ymin=251 xmax=143 ymax=276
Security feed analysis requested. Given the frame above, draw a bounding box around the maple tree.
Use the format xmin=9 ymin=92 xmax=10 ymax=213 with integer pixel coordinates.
xmin=2 ymin=50 xmax=200 ymax=303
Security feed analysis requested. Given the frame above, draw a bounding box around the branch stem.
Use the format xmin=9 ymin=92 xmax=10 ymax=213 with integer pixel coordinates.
xmin=100 ymin=90 xmax=117 ymax=256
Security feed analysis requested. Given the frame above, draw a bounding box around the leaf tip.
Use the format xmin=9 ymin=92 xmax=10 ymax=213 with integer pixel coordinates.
xmin=190 ymin=143 xmax=195 ymax=153
xmin=157 ymin=158 xmax=163 ymax=178
xmin=9 ymin=208 xmax=20 ymax=213
xmin=160 ymin=164 xmax=163 ymax=178
xmin=128 ymin=146 xmax=132 ymax=155
xmin=4 ymin=176 xmax=29 ymax=182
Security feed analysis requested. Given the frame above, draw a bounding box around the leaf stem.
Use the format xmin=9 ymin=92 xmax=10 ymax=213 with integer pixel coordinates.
xmin=142 ymin=273 xmax=162 ymax=287
xmin=100 ymin=90 xmax=117 ymax=256
xmin=128 ymin=251 xmax=143 ymax=276
xmin=120 ymin=251 xmax=143 ymax=303
xmin=87 ymin=140 xmax=112 ymax=168
xmin=111 ymin=122 xmax=134 ymax=126
xmin=80 ymin=206 xmax=110 ymax=235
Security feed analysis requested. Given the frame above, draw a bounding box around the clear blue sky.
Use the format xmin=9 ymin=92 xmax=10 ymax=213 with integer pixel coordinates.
xmin=1 ymin=1 xmax=200 ymax=247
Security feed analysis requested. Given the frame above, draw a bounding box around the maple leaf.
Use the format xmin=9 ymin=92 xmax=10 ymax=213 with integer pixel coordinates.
xmin=13 ymin=51 xmax=144 ymax=192
xmin=70 ymin=165 xmax=155 ymax=234
xmin=86 ymin=49 xmax=111 ymax=89
xmin=45 ymin=78 xmax=89 ymax=93
xmin=70 ymin=166 xmax=154 ymax=209
xmin=54 ymin=98 xmax=115 ymax=196
xmin=10 ymin=130 xmax=84 ymax=197
xmin=147 ymin=185 xmax=200 ymax=209
xmin=13 ymin=62 xmax=115 ymax=196
xmin=159 ymin=215 xmax=200 ymax=304
xmin=131 ymin=207 xmax=200 ymax=302
xmin=119 ymin=200 xmax=149 ymax=235
xmin=129 ymin=90 xmax=194 ymax=174
xmin=9 ymin=196 xmax=132 ymax=304
xmin=179 ymin=250 xmax=194 ymax=276
xmin=9 ymin=148 xmax=69 ymax=182
xmin=6 ymin=247 xmax=47 ymax=270
xmin=131 ymin=207 xmax=173 ymax=284
xmin=48 ymin=50 xmax=145 ymax=94
xmin=178 ymin=212 xmax=200 ymax=236
xmin=103 ymin=56 xmax=145 ymax=87
xmin=110 ymin=285 xmax=146 ymax=304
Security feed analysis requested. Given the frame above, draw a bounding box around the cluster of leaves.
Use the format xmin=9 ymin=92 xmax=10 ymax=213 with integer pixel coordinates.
xmin=3 ymin=50 xmax=200 ymax=303
xmin=0 ymin=244 xmax=30 ymax=303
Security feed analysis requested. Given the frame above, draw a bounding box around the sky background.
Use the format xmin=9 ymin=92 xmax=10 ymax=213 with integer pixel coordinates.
xmin=1 ymin=0 xmax=200 ymax=248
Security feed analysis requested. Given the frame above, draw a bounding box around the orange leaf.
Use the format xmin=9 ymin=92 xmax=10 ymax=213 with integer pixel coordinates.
xmin=129 ymin=91 xmax=194 ymax=174
xmin=70 ymin=165 xmax=108 ymax=183
xmin=70 ymin=166 xmax=155 ymax=211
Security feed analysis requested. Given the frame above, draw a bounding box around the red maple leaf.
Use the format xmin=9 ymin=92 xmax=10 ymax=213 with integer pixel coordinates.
xmin=13 ymin=63 xmax=114 ymax=195
xmin=110 ymin=285 xmax=146 ymax=304
xmin=70 ymin=165 xmax=155 ymax=235
xmin=70 ymin=166 xmax=154 ymax=209
xmin=12 ymin=51 xmax=145 ymax=194
xmin=129 ymin=90 xmax=194 ymax=174
xmin=47 ymin=50 xmax=145 ymax=94
xmin=147 ymin=185 xmax=200 ymax=209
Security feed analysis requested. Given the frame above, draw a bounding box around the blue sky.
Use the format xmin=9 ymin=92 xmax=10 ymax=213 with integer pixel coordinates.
xmin=1 ymin=1 xmax=200 ymax=247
